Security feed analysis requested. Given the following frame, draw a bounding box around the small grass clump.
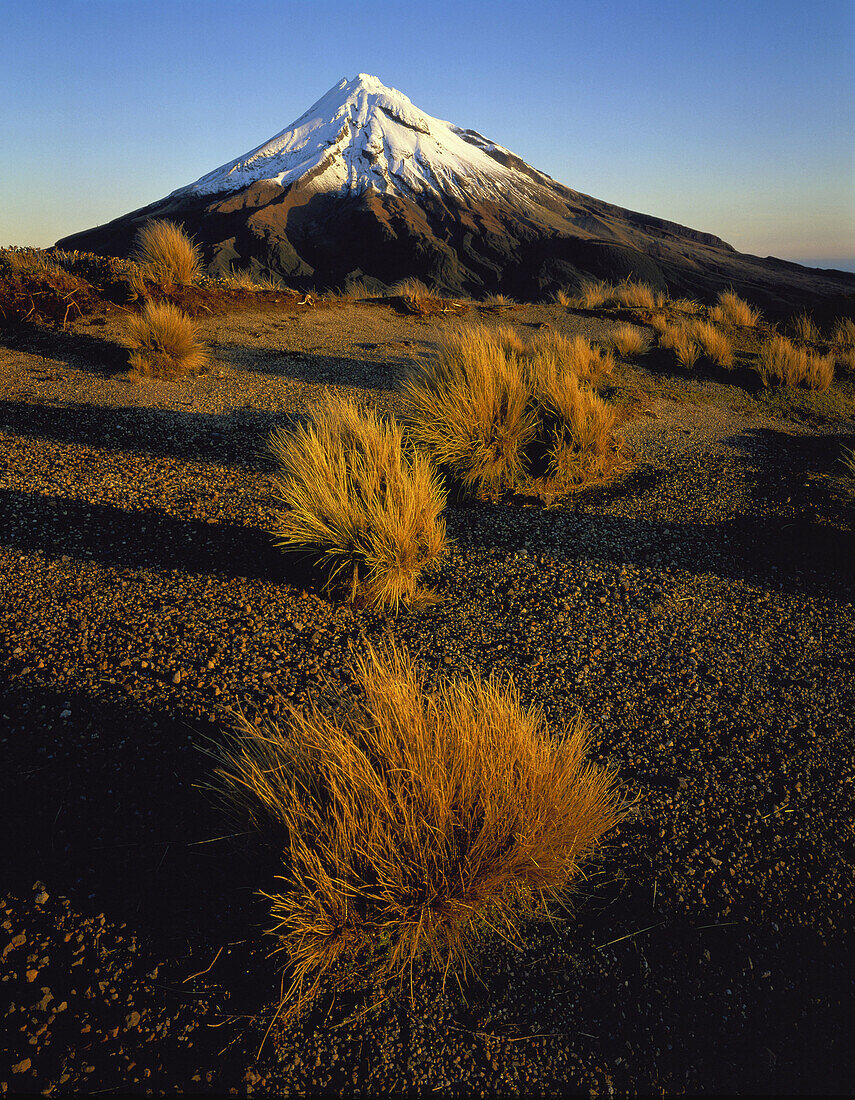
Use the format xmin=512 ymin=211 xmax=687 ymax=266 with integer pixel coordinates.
xmin=611 ymin=280 xmax=664 ymax=310
xmin=831 ymin=317 xmax=855 ymax=373
xmin=132 ymin=219 xmax=202 ymax=287
xmin=573 ymin=279 xmax=614 ymax=309
xmin=402 ymin=325 xmax=628 ymax=504
xmin=495 ymin=326 xmax=614 ymax=384
xmin=212 ymin=645 xmax=627 ymax=1019
xmin=756 ymin=334 xmax=834 ymax=390
xmin=608 ymin=323 xmax=650 ymax=358
xmin=268 ymin=396 xmax=446 ymax=609
xmin=790 ymin=311 xmax=820 ymax=345
xmin=659 ymin=322 xmax=700 ymax=370
xmin=553 ymin=287 xmax=573 ymax=307
xmin=709 ymin=289 xmax=760 ymax=328
xmin=124 ymin=300 xmax=208 ymax=378
xmin=689 ymin=319 xmax=734 ymax=368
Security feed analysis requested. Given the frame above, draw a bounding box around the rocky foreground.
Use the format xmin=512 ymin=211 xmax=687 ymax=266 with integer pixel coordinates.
xmin=1 ymin=300 xmax=853 ymax=1094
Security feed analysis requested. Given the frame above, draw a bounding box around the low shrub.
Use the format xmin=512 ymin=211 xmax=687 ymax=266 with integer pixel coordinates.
xmin=608 ymin=323 xmax=649 ymax=358
xmin=0 ymin=247 xmax=98 ymax=324
xmin=756 ymin=334 xmax=834 ymax=390
xmin=132 ymin=219 xmax=202 ymax=286
xmin=709 ymin=289 xmax=760 ymax=328
xmin=689 ymin=319 xmax=734 ymax=368
xmin=401 ymin=325 xmax=628 ymax=504
xmin=268 ymin=396 xmax=446 ymax=609
xmin=124 ymin=300 xmax=207 ymax=378
xmin=212 ymin=645 xmax=627 ymax=1018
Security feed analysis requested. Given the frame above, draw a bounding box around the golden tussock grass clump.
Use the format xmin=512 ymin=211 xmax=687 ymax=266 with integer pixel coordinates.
xmin=211 ymin=644 xmax=627 ymax=1019
xmin=831 ymin=317 xmax=855 ymax=372
xmin=671 ymin=298 xmax=702 ymax=314
xmin=479 ymin=293 xmax=516 ymax=310
xmin=649 ymin=311 xmax=669 ymax=335
xmin=688 ymin=319 xmax=734 ymax=368
xmin=756 ymin=334 xmax=834 ymax=391
xmin=495 ymin=326 xmax=615 ymax=384
xmin=553 ymin=287 xmax=573 ymax=307
xmin=608 ymin=323 xmax=650 ymax=358
xmin=124 ymin=300 xmax=208 ymax=378
xmin=659 ymin=322 xmax=700 ymax=370
xmin=132 ymin=219 xmax=202 ymax=286
xmin=709 ymin=289 xmax=761 ymax=328
xmin=573 ymin=279 xmax=614 ymax=309
xmin=401 ymin=325 xmax=627 ymax=504
xmin=572 ymin=278 xmax=664 ymax=311
xmin=610 ymin=280 xmax=664 ymax=310
xmin=790 ymin=311 xmax=820 ymax=344
xmin=268 ymin=396 xmax=446 ymax=609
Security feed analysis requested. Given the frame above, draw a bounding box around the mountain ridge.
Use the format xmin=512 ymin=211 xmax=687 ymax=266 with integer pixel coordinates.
xmin=57 ymin=73 xmax=855 ymax=313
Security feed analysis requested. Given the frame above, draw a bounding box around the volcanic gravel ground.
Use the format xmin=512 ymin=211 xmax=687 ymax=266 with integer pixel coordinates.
xmin=0 ymin=304 xmax=853 ymax=1094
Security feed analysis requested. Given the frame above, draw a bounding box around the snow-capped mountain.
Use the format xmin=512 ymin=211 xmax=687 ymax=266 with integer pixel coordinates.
xmin=173 ymin=73 xmax=554 ymax=207
xmin=58 ymin=74 xmax=855 ymax=310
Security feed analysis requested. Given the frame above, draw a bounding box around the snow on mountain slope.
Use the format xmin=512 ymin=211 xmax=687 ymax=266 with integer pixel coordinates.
xmin=172 ymin=73 xmax=552 ymax=206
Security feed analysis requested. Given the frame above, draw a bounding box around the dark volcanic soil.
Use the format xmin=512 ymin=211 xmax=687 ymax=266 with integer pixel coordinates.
xmin=1 ymin=301 xmax=853 ymax=1095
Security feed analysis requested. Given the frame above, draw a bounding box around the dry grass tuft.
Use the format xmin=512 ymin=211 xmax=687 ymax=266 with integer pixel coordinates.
xmin=709 ymin=289 xmax=760 ymax=328
xmin=756 ymin=334 xmax=834 ymax=390
xmin=211 ymin=267 xmax=285 ymax=292
xmin=553 ymin=287 xmax=573 ymax=307
xmin=610 ymin=280 xmax=664 ymax=310
xmin=790 ymin=311 xmax=820 ymax=344
xmin=401 ymin=325 xmax=628 ymax=504
xmin=688 ymin=320 xmax=734 ymax=368
xmin=132 ymin=219 xmax=203 ymax=287
xmin=608 ymin=323 xmax=650 ymax=358
xmin=211 ymin=644 xmax=627 ymax=1019
xmin=124 ymin=300 xmax=208 ymax=378
xmin=268 ymin=396 xmax=446 ymax=609
xmin=831 ymin=317 xmax=855 ymax=372
xmin=573 ymin=279 xmax=614 ymax=309
xmin=659 ymin=322 xmax=700 ymax=370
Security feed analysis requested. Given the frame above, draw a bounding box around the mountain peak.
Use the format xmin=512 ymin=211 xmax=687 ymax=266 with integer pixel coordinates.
xmin=169 ymin=71 xmax=536 ymax=205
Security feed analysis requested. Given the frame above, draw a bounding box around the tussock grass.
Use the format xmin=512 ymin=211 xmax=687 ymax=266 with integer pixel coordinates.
xmin=831 ymin=317 xmax=855 ymax=372
xmin=553 ymin=287 xmax=573 ymax=307
xmin=659 ymin=322 xmax=700 ymax=370
xmin=132 ymin=219 xmax=202 ymax=287
xmin=480 ymin=293 xmax=516 ymax=309
xmin=791 ymin=311 xmax=820 ymax=344
xmin=212 ymin=644 xmax=627 ymax=1019
xmin=268 ymin=396 xmax=446 ymax=609
xmin=574 ymin=279 xmax=613 ymax=309
xmin=688 ymin=319 xmax=734 ymax=368
xmin=124 ymin=300 xmax=208 ymax=378
xmin=401 ymin=325 xmax=628 ymax=504
xmin=608 ymin=323 xmax=649 ymax=358
xmin=572 ymin=278 xmax=664 ymax=311
xmin=709 ymin=289 xmax=760 ymax=328
xmin=611 ymin=280 xmax=664 ymax=310
xmin=495 ymin=326 xmax=615 ymax=384
xmin=756 ymin=334 xmax=834 ymax=390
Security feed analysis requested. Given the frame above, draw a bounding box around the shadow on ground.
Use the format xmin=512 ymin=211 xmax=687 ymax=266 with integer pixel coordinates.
xmin=0 ymin=488 xmax=322 ymax=590
xmin=0 ymin=399 xmax=290 ymax=469
xmin=1 ymin=321 xmax=129 ymax=375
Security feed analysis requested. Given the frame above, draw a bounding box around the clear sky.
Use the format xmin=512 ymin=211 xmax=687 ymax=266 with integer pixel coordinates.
xmin=2 ymin=0 xmax=853 ymax=267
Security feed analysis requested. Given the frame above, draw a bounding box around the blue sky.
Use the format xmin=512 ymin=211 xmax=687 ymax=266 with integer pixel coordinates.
xmin=2 ymin=0 xmax=853 ymax=267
